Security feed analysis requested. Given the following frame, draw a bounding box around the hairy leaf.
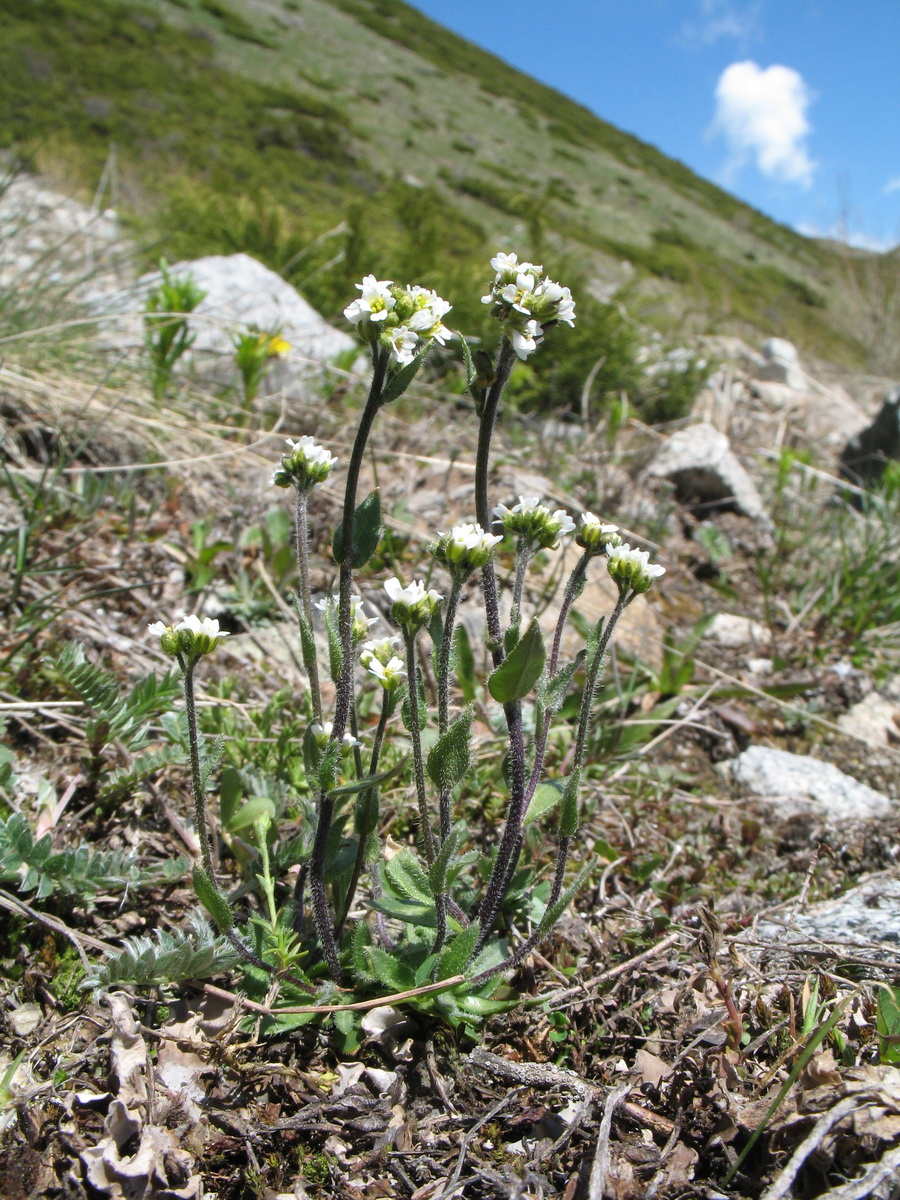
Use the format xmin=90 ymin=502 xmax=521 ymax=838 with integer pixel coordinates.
xmin=488 ymin=619 xmax=545 ymax=703
xmin=426 ymin=707 xmax=473 ymax=793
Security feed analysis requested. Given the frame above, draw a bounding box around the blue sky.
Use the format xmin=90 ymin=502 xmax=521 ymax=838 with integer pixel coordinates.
xmin=405 ymin=0 xmax=900 ymax=250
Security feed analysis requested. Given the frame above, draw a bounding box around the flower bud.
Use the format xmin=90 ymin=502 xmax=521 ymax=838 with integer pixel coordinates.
xmin=493 ymin=496 xmax=575 ymax=550
xmin=606 ymin=543 xmax=666 ymax=596
xmin=149 ymin=614 xmax=230 ymax=659
xmin=271 ymin=436 xmax=337 ymax=492
xmin=431 ymin=522 xmax=503 ymax=577
xmin=575 ymin=513 xmax=621 ymax=553
xmin=384 ymin=577 xmax=442 ymax=633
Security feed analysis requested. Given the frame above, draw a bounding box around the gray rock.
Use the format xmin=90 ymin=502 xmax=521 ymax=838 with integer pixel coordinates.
xmin=754 ymin=874 xmax=900 ymax=955
xmin=646 ymin=423 xmax=769 ymax=522
xmin=726 ymin=745 xmax=892 ymax=821
xmin=839 ymin=385 xmax=900 ymax=497
xmin=756 ymin=336 xmax=806 ymax=390
xmin=838 ymin=691 xmax=900 ymax=748
xmin=704 ymin=612 xmax=771 ymax=649
xmin=89 ymin=252 xmax=355 ymax=385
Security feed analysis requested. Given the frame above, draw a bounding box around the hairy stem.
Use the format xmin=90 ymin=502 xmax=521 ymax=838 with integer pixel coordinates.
xmin=181 ymin=658 xmax=213 ymax=879
xmin=336 ymin=694 xmax=392 ymax=933
xmin=404 ymin=631 xmax=436 ymax=867
xmin=294 ymin=490 xmax=323 ymax=723
xmin=436 ymin=576 xmax=464 ymax=841
xmin=526 ymin=550 xmax=591 ymax=803
xmin=311 ymin=346 xmax=388 ymax=981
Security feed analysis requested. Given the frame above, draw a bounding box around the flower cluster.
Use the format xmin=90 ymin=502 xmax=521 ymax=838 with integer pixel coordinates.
xmin=431 ymin=522 xmax=503 ymax=578
xmin=344 ymin=276 xmax=452 ymax=366
xmin=271 ymin=436 xmax=337 ymax=491
xmin=310 ymin=721 xmax=359 ymax=757
xmin=575 ymin=513 xmax=622 ymax=553
xmin=316 ymin=595 xmax=378 ymax=642
xmin=149 ymin=614 xmax=230 ymax=659
xmin=384 ymin=577 xmax=442 ymax=634
xmin=481 ymin=252 xmax=575 ymax=359
xmin=493 ymin=496 xmax=575 ymax=550
xmin=606 ymin=543 xmax=666 ymax=596
xmin=360 ymin=637 xmax=406 ymax=692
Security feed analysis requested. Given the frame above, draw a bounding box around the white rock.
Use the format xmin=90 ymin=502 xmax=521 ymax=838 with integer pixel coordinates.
xmin=7 ymin=1002 xmax=42 ymax=1037
xmin=754 ymin=874 xmax=900 ymax=954
xmin=838 ymin=691 xmax=900 ymax=748
xmin=89 ymin=252 xmax=355 ymax=384
xmin=757 ymin=337 xmax=806 ymax=390
xmin=725 ymin=745 xmax=892 ymax=821
xmin=705 ymin=613 xmax=771 ymax=649
xmin=646 ymin=423 xmax=769 ymax=523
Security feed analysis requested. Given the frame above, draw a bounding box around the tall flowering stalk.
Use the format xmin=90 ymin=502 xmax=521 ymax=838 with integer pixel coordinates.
xmin=312 ymin=278 xmax=451 ymax=980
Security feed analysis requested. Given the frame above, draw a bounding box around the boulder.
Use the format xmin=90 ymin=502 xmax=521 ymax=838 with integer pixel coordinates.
xmin=646 ymin=423 xmax=769 ymax=523
xmin=756 ymin=337 xmax=806 ymax=390
xmin=89 ymin=252 xmax=355 ymax=386
xmin=754 ymin=874 xmax=900 ymax=957
xmin=839 ymin=385 xmax=900 ymax=495
xmin=724 ymin=745 xmax=892 ymax=822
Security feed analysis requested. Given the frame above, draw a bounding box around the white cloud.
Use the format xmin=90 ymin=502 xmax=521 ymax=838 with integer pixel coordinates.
xmin=711 ymin=60 xmax=815 ymax=187
xmin=884 ymin=178 xmax=900 ymax=195
xmin=796 ymin=221 xmax=898 ymax=253
xmin=681 ymin=0 xmax=763 ymax=47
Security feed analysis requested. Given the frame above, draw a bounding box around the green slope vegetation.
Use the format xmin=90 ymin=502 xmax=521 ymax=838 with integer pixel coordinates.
xmin=0 ymin=0 xmax=874 ymax=405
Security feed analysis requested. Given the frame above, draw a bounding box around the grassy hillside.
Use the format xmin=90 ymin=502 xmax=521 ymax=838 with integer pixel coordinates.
xmin=0 ymin=0 xmax=882 ymax=394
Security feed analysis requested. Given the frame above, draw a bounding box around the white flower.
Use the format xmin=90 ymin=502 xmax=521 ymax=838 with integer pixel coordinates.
xmin=344 ymin=275 xmax=395 ymax=324
xmin=360 ymin=636 xmax=401 ymax=669
xmin=384 ymin=578 xmax=428 ymax=606
xmin=490 ymin=251 xmax=520 ymax=277
xmin=176 ymin=614 xmax=228 ymax=638
xmin=384 ymin=324 xmax=419 ymax=366
xmin=384 ymin=577 xmax=442 ymax=631
xmin=310 ymin=721 xmax=359 ymax=754
xmin=367 ymin=655 xmax=406 ymax=691
xmin=510 ymin=320 xmax=543 ymax=360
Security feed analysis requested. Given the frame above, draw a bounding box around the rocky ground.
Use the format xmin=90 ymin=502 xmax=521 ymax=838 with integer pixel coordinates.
xmin=2 ymin=174 xmax=900 ymax=1199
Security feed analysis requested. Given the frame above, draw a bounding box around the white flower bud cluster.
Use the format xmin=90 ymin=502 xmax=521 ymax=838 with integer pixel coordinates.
xmin=432 ymin=522 xmax=503 ymax=577
xmin=493 ymin=495 xmax=575 ymax=550
xmin=575 ymin=512 xmax=622 ymax=553
xmin=481 ymin=252 xmax=576 ymax=359
xmin=149 ymin=614 xmax=230 ymax=658
xmin=315 ymin=595 xmax=378 ymax=642
xmin=344 ymin=276 xmax=452 ymax=366
xmin=360 ymin=637 xmax=406 ymax=692
xmin=271 ymin=436 xmax=337 ymax=491
xmin=310 ymin=721 xmax=359 ymax=756
xmin=606 ymin=543 xmax=666 ymax=596
xmin=384 ymin=577 xmax=442 ymax=633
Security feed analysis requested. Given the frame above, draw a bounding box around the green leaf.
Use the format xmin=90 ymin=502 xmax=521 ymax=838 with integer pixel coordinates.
xmin=327 ymin=760 xmax=405 ymax=799
xmin=297 ymin=608 xmax=317 ymax=679
xmin=332 ymin=490 xmax=382 ymax=569
xmin=370 ymin=895 xmax=440 ymax=928
xmin=384 ymin=847 xmax=432 ymax=905
xmin=226 ymin=796 xmax=276 ymax=834
xmin=454 ymin=624 xmax=478 ymax=703
xmin=559 ymin=772 xmax=581 ymax=838
xmin=381 ymin=345 xmax=430 ymax=404
xmin=219 ymin=765 xmax=242 ymax=830
xmin=426 ymin=707 xmax=473 ymax=793
xmin=542 ymin=653 xmax=584 ymax=714
xmin=365 ymin=945 xmax=415 ymax=990
xmin=192 ymin=865 xmax=234 ymax=932
xmin=877 ymin=984 xmax=900 ymax=1063
xmin=488 ymin=618 xmax=545 ymax=703
xmin=317 ymin=740 xmax=340 ymax=792
xmin=437 ymin=920 xmax=480 ymax=978
xmin=428 ymin=822 xmax=465 ymax=894
xmin=524 ymin=778 xmax=568 ymax=826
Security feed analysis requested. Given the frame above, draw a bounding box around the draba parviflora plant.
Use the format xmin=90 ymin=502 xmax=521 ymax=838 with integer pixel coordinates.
xmin=146 ymin=254 xmax=664 ymax=1026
